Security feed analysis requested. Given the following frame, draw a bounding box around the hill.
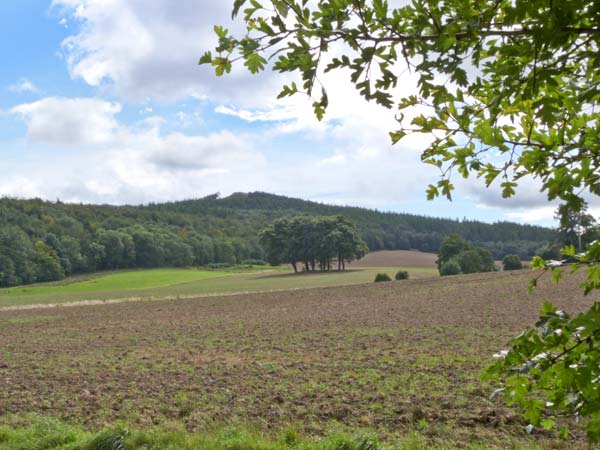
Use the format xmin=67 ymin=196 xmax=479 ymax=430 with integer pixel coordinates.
xmin=0 ymin=192 xmax=554 ymax=287
xmin=145 ymin=192 xmax=553 ymax=255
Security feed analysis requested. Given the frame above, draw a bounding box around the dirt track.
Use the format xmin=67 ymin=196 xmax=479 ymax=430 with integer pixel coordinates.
xmin=0 ymin=270 xmax=595 ymax=446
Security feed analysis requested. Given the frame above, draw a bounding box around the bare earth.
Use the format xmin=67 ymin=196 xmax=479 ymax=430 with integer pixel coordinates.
xmin=350 ymin=250 xmax=438 ymax=268
xmin=0 ymin=270 xmax=596 ymax=447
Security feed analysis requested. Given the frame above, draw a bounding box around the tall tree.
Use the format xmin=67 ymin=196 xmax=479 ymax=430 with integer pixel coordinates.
xmin=555 ymin=201 xmax=597 ymax=252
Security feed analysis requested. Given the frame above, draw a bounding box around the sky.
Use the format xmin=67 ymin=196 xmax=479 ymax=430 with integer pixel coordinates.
xmin=0 ymin=0 xmax=580 ymax=226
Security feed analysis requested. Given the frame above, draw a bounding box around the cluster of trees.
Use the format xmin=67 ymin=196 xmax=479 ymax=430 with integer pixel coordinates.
xmin=259 ymin=215 xmax=367 ymax=272
xmin=437 ymin=235 xmax=497 ymax=276
xmin=0 ymin=224 xmax=260 ymax=288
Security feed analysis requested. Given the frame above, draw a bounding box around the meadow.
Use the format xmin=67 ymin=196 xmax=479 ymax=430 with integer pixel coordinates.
xmin=1 ymin=258 xmax=598 ymax=449
xmin=0 ymin=251 xmax=438 ymax=309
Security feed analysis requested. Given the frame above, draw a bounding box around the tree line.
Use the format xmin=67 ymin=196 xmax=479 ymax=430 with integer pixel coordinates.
xmin=0 ymin=197 xmax=266 ymax=287
xmin=150 ymin=192 xmax=555 ymax=259
xmin=0 ymin=193 xmax=557 ymax=288
xmin=259 ymin=215 xmax=367 ymax=272
xmin=0 ymin=223 xmax=262 ymax=288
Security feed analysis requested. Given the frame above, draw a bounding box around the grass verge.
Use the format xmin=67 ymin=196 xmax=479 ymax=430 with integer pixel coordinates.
xmin=0 ymin=415 xmax=556 ymax=450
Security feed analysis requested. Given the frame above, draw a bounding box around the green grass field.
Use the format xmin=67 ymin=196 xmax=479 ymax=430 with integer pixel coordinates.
xmin=0 ymin=268 xmax=232 ymax=297
xmin=0 ymin=266 xmax=437 ymax=308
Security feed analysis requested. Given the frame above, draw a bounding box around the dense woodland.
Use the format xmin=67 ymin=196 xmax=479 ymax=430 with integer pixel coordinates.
xmin=0 ymin=192 xmax=555 ymax=287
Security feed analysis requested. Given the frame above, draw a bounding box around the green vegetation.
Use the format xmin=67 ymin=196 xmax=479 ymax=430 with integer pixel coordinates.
xmin=260 ymin=215 xmax=367 ymax=272
xmin=0 ymin=415 xmax=385 ymax=450
xmin=0 ymin=193 xmax=553 ymax=288
xmin=437 ymin=235 xmax=496 ymax=276
xmin=502 ymin=255 xmax=523 ymax=271
xmin=374 ymin=273 xmax=391 ymax=282
xmin=0 ymin=414 xmax=559 ymax=450
xmin=0 ymin=264 xmax=437 ymax=308
xmin=203 ymin=0 xmax=600 ymax=211
xmin=556 ymin=201 xmax=599 ymax=253
xmin=0 ymin=269 xmax=230 ymax=298
xmin=395 ymin=270 xmax=409 ymax=281
xmin=439 ymin=261 xmax=461 ymax=277
xmin=485 ymin=301 xmax=600 ymax=441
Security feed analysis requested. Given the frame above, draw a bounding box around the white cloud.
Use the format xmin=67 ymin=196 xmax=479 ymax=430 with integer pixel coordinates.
xmin=505 ymin=207 xmax=557 ymax=223
xmin=215 ymin=105 xmax=299 ymax=123
xmin=5 ymin=95 xmax=269 ymax=204
xmin=9 ymin=79 xmax=39 ymax=94
xmin=175 ymin=111 xmax=202 ymax=128
xmin=51 ymin=0 xmax=286 ymax=105
xmin=11 ymin=97 xmax=121 ymax=145
xmin=3 ymin=90 xmax=439 ymax=212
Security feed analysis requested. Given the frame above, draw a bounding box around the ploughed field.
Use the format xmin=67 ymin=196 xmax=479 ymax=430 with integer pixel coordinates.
xmin=0 ymin=270 xmax=597 ymax=448
xmin=349 ymin=250 xmax=439 ymax=269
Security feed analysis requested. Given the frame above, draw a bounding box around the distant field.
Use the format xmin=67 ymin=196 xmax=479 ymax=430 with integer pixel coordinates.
xmin=350 ymin=250 xmax=438 ymax=268
xmin=0 ymin=270 xmax=594 ymax=448
xmin=0 ymin=268 xmax=231 ymax=298
xmin=0 ymin=263 xmax=437 ymax=309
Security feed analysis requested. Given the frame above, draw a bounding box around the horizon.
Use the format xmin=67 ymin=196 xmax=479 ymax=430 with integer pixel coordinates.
xmin=0 ymin=1 xmax=592 ymax=227
xmin=0 ymin=190 xmax=555 ymax=229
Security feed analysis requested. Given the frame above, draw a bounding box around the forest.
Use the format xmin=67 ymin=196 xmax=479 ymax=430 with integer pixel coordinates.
xmin=0 ymin=192 xmax=555 ymax=287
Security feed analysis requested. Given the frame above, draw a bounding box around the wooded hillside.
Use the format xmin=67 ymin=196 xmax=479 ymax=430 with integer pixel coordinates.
xmin=0 ymin=192 xmax=554 ymax=287
xmin=148 ymin=192 xmax=554 ymax=256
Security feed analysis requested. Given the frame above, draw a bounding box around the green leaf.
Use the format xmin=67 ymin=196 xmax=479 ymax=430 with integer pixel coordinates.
xmin=531 ymin=256 xmax=546 ymax=270
xmin=244 ymin=53 xmax=267 ymax=74
xmin=541 ymin=418 xmax=556 ymax=431
xmin=198 ymin=51 xmax=212 ymax=65
xmin=389 ymin=130 xmax=406 ymax=145
xmin=500 ymin=181 xmax=517 ymax=198
xmin=426 ymin=184 xmax=439 ymax=200
xmin=214 ymin=25 xmax=228 ymax=39
xmin=232 ymin=0 xmax=248 ymax=18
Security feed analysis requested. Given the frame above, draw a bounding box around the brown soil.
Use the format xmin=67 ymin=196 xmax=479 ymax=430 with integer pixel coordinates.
xmin=350 ymin=250 xmax=438 ymax=268
xmin=0 ymin=270 xmax=595 ymax=447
